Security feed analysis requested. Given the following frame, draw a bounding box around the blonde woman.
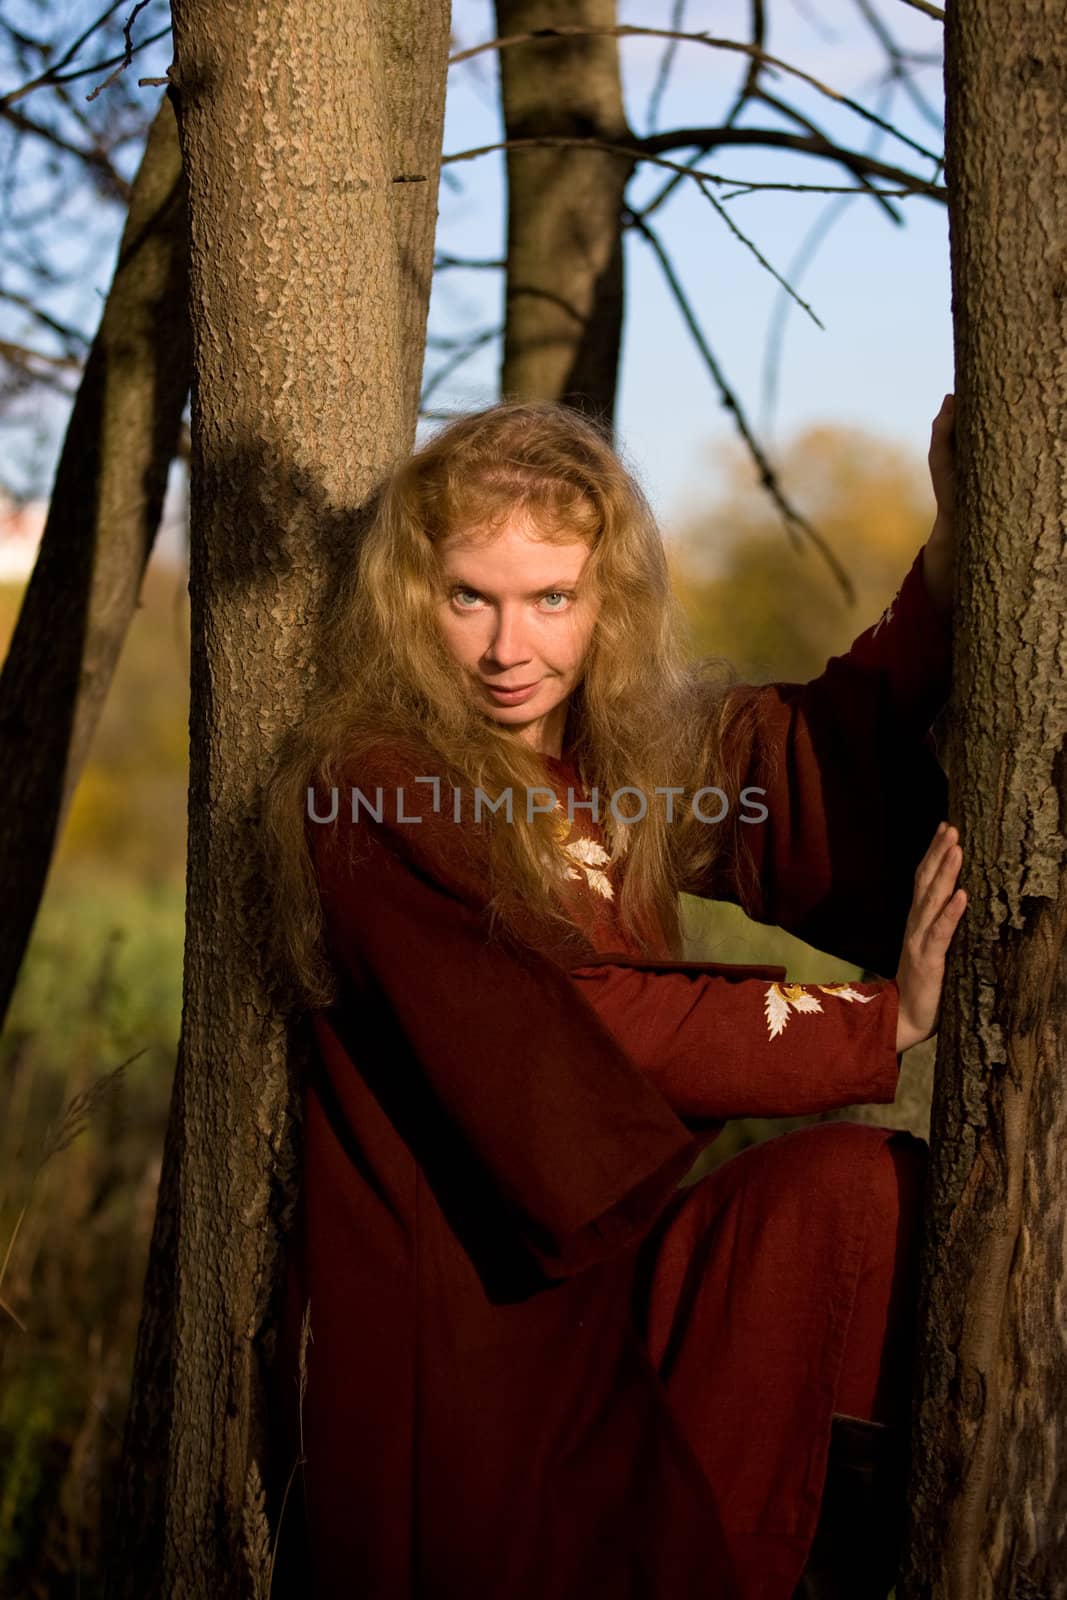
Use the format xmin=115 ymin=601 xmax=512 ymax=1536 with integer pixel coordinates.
xmin=263 ymin=397 xmax=963 ymax=1599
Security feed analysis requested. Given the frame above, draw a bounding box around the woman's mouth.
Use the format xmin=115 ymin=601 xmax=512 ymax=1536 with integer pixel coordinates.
xmin=484 ymin=681 xmax=540 ymax=705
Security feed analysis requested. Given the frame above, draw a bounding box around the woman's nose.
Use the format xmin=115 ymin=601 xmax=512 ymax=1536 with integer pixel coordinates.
xmin=486 ymin=607 xmax=533 ymax=665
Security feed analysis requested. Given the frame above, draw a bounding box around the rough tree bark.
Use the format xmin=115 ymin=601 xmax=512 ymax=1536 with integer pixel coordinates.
xmin=899 ymin=6 xmax=1067 ymax=1597
xmin=494 ymin=0 xmax=632 ymax=424
xmin=0 ymin=96 xmax=190 ymax=1033
xmin=105 ymin=4 xmax=451 ymax=1596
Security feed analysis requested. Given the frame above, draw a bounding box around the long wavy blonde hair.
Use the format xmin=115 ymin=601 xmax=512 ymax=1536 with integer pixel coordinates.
xmin=262 ymin=399 xmax=757 ymax=1011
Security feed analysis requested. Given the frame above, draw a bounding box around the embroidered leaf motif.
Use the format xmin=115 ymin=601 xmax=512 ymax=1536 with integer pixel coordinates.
xmin=764 ymin=980 xmax=872 ymax=1038
xmin=565 ymin=835 xmax=609 ymax=867
xmin=558 ymin=828 xmax=615 ymax=900
xmin=789 ymin=992 xmax=824 ymax=1014
xmin=559 ymin=819 xmax=617 ymax=908
xmin=764 ymin=983 xmax=792 ymax=1039
xmin=816 ymin=984 xmax=875 ymax=1004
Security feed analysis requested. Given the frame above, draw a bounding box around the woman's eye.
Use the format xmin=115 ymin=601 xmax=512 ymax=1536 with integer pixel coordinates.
xmin=449 ymin=588 xmax=573 ymax=610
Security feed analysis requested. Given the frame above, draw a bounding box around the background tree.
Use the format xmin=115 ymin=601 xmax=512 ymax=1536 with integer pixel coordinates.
xmin=899 ymin=3 xmax=1067 ymax=1595
xmin=0 ymin=95 xmax=189 ymax=1030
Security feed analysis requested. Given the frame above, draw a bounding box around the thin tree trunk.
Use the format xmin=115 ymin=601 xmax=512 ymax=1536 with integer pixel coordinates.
xmin=105 ymin=6 xmax=450 ymax=1596
xmin=0 ymin=96 xmax=190 ymax=1031
xmin=899 ymin=7 xmax=1067 ymax=1596
xmin=494 ymin=0 xmax=631 ymax=426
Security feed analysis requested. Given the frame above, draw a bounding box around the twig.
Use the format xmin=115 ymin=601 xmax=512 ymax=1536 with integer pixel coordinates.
xmin=627 ymin=207 xmax=855 ymax=605
xmin=0 ymin=1290 xmax=27 ymax=1332
xmin=0 ymin=338 xmax=83 ymax=371
xmin=1 ymin=25 xmax=171 ymax=109
xmin=449 ymin=25 xmax=943 ymax=165
xmin=0 ymin=101 xmax=133 ymax=202
xmin=45 ymin=26 xmax=170 ymax=93
xmin=266 ymin=1300 xmax=312 ymax=1598
xmin=433 ymin=253 xmax=505 ymax=271
xmin=759 ymin=191 xmax=857 ymax=441
xmin=852 ymin=0 xmax=944 ymax=132
xmin=0 ymin=0 xmax=124 ymax=109
xmin=744 ymin=92 xmax=903 ymax=223
xmin=722 ymin=0 xmax=767 ymax=132
xmin=895 ymin=0 xmax=943 ymax=18
xmin=645 ymin=0 xmax=688 ymax=135
xmin=641 ymin=125 xmax=944 ymax=196
xmin=420 ymin=326 xmax=499 ymax=407
xmin=716 ymin=180 xmax=932 ymax=200
xmin=0 ymin=1206 xmax=26 ymax=1298
xmin=443 ymin=135 xmax=944 ymax=205
xmin=87 ymin=0 xmax=153 ymax=103
xmin=691 ymin=177 xmax=825 ymax=329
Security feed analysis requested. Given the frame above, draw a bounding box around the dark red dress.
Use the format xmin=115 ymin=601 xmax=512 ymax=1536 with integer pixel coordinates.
xmin=269 ymin=548 xmax=951 ymax=1598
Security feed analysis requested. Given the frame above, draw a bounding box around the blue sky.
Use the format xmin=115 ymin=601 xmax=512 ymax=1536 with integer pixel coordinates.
xmin=430 ymin=0 xmax=952 ymax=532
xmin=2 ymin=1 xmax=952 ymax=547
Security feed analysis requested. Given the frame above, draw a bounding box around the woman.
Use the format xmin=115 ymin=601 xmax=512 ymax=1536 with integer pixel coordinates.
xmin=263 ymin=396 xmax=964 ymax=1599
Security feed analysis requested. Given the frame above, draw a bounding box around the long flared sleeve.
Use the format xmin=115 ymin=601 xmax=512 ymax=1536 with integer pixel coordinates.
xmin=309 ymin=743 xmax=706 ymax=1281
xmin=565 ymin=956 xmax=901 ymax=1128
xmin=692 ymin=545 xmax=953 ymax=978
xmin=554 ymin=549 xmax=950 ymax=1128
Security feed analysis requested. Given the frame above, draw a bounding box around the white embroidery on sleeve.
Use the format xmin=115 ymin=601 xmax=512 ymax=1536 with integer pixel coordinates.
xmin=764 ymin=980 xmax=876 ymax=1039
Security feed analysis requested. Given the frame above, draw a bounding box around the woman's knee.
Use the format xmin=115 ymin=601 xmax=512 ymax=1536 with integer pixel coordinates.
xmin=757 ymin=1120 xmax=926 ymax=1204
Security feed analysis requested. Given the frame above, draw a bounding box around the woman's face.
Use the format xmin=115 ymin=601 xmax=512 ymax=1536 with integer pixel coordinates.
xmin=436 ymin=512 xmax=600 ymax=756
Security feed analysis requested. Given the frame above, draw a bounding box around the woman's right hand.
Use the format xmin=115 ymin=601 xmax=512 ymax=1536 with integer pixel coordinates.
xmin=894 ymin=822 xmax=968 ymax=1052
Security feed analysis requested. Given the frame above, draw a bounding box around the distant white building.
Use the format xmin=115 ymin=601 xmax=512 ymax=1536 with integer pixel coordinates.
xmin=0 ymin=467 xmax=189 ymax=583
xmin=0 ymin=497 xmax=47 ymax=582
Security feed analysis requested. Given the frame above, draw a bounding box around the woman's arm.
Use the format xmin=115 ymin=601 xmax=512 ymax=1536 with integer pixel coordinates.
xmin=566 ymin=955 xmax=901 ymax=1126
xmin=310 ymin=741 xmax=704 ymax=1281
xmin=691 ymin=544 xmax=953 ymax=979
xmin=564 ymin=818 xmax=965 ymax=1128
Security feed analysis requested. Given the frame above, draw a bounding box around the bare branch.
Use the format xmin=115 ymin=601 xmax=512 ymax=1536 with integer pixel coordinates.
xmin=852 ymin=0 xmax=943 ymax=131
xmin=758 ymin=72 xmax=899 ymax=447
xmin=87 ymin=0 xmax=154 ymax=103
xmin=420 ymin=326 xmax=499 ymax=407
xmin=722 ymin=0 xmax=767 ymax=130
xmin=645 ymin=0 xmax=687 ymax=135
xmin=895 ymin=0 xmax=943 ymax=18
xmin=0 ymin=1 xmax=129 ymax=109
xmin=626 ymin=206 xmax=855 ymax=605
xmin=759 ymin=192 xmax=856 ymax=439
xmin=442 ymin=135 xmax=831 ymax=321
xmin=449 ymin=24 xmax=943 ymax=166
xmin=716 ymin=178 xmax=927 ymax=200
xmin=0 ymin=338 xmax=82 ymax=372
xmin=42 ymin=26 xmax=171 ymax=96
xmin=743 ymin=94 xmax=902 ymax=222
xmin=641 ymin=125 xmax=943 ymax=194
xmin=433 ymin=253 xmax=506 ymax=271
xmin=0 ymin=289 xmax=90 ymax=354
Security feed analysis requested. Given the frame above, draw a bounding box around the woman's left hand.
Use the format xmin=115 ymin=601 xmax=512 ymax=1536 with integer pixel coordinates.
xmin=923 ymin=393 xmax=956 ymax=618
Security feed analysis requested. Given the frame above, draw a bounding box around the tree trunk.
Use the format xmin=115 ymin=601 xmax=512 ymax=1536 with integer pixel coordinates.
xmin=105 ymin=5 xmax=450 ymax=1596
xmin=899 ymin=7 xmax=1067 ymax=1597
xmin=494 ymin=0 xmax=631 ymax=426
xmin=0 ymin=96 xmax=190 ymax=1032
